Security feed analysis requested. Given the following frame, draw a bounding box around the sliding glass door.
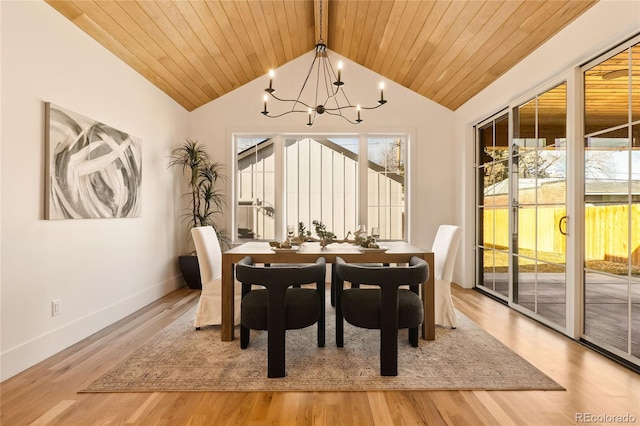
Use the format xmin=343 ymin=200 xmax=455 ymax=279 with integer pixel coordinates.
xmin=475 ymin=82 xmax=569 ymax=331
xmin=476 ymin=113 xmax=509 ymax=300
xmin=474 ymin=34 xmax=639 ymax=369
xmin=582 ymin=38 xmax=640 ymax=362
xmin=512 ymin=83 xmax=568 ymax=327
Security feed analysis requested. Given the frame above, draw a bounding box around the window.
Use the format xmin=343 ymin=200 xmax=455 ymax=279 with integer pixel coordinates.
xmin=234 ymin=134 xmax=409 ymax=242
xmin=285 ymin=137 xmax=358 ymax=239
xmin=367 ymin=137 xmax=406 ymax=240
xmin=236 ymin=138 xmax=275 ymax=240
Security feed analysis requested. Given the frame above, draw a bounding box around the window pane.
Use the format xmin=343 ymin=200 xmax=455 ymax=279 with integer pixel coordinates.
xmin=495 ymin=114 xmax=509 ymax=154
xmin=484 ymin=159 xmax=508 ymax=205
xmin=515 ymin=255 xmax=536 ymax=311
xmin=633 ymin=44 xmax=640 ymax=123
xmin=585 ymin=128 xmax=630 ymax=276
xmin=479 ymin=116 xmax=508 ymax=166
xmin=481 ymin=247 xmax=495 ymax=291
xmin=539 ymin=83 xmax=567 ymax=145
xmin=585 ymin=50 xmax=630 ymax=135
xmin=236 ymin=138 xmax=275 ymax=240
xmin=585 ymin=272 xmax=629 ymax=353
xmin=479 ymin=123 xmax=494 ymax=165
xmin=538 ymin=83 xmax=567 ymax=204
xmin=285 ymin=137 xmax=358 ymax=239
xmin=367 ymin=137 xmax=405 ymax=240
xmin=514 ymin=98 xmax=536 ymax=140
xmin=632 ymin=123 xmax=640 ymax=278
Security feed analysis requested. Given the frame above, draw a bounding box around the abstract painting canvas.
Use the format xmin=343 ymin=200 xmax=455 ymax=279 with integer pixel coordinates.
xmin=45 ymin=103 xmax=142 ymax=219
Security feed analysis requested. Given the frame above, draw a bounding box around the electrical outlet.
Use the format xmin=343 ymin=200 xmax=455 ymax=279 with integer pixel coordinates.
xmin=52 ymin=299 xmax=61 ymax=317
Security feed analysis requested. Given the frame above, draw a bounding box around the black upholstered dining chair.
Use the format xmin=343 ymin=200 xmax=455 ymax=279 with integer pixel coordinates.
xmin=334 ymin=256 xmax=429 ymax=376
xmin=235 ymin=256 xmax=326 ymax=378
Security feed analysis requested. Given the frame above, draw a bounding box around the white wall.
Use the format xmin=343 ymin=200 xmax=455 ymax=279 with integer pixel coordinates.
xmin=0 ymin=1 xmax=189 ymax=380
xmin=189 ymin=51 xmax=456 ymax=253
xmin=452 ymin=0 xmax=640 ymax=288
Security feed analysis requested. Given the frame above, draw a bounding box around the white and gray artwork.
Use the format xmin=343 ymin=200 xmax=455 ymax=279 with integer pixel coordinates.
xmin=45 ymin=103 xmax=142 ymax=219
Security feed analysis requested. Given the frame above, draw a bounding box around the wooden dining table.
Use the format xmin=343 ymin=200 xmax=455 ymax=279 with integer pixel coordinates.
xmin=221 ymin=241 xmax=435 ymax=342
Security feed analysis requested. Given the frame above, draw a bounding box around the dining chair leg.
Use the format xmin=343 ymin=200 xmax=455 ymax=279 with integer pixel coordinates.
xmin=318 ymin=281 xmax=325 ymax=348
xmin=380 ymin=329 xmax=398 ymax=376
xmin=267 ymin=288 xmax=288 ymax=378
xmin=240 ymin=325 xmax=250 ymax=349
xmin=240 ymin=282 xmax=251 ymax=349
xmin=380 ymin=287 xmax=399 ymax=376
xmin=409 ymin=326 xmax=419 ymax=347
xmin=267 ymin=328 xmax=286 ymax=378
xmin=335 ymin=277 xmax=344 ymax=347
xmin=330 ymin=264 xmax=336 ymax=307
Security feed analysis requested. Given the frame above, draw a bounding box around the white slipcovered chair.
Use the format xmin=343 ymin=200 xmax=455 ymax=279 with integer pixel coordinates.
xmin=191 ymin=226 xmax=241 ymax=328
xmin=432 ymin=225 xmax=463 ymax=328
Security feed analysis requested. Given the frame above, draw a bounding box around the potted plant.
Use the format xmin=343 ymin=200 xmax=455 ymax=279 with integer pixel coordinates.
xmin=168 ymin=139 xmax=229 ymax=289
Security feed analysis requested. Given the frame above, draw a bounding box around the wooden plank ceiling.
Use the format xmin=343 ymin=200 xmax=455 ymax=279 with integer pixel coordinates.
xmin=45 ymin=0 xmax=597 ymax=112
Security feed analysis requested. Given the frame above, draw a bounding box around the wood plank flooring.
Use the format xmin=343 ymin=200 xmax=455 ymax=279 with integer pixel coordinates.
xmin=1 ymin=285 xmax=639 ymax=426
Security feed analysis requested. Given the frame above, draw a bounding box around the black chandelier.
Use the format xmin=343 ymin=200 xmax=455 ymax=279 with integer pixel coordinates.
xmin=260 ymin=0 xmax=387 ymax=126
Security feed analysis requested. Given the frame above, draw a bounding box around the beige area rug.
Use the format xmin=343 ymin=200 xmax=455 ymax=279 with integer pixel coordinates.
xmin=82 ymin=303 xmax=563 ymax=392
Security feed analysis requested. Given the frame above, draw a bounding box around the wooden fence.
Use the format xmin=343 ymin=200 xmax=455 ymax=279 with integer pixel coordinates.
xmin=483 ymin=204 xmax=640 ymax=264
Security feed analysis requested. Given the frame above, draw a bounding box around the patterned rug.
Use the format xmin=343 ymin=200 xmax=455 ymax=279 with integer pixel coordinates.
xmin=82 ymin=303 xmax=563 ymax=392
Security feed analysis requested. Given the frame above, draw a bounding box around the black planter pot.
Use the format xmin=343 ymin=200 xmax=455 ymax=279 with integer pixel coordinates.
xmin=178 ymin=255 xmax=202 ymax=290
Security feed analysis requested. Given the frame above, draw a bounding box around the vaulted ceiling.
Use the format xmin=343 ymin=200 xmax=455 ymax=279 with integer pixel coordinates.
xmin=45 ymin=0 xmax=597 ymax=112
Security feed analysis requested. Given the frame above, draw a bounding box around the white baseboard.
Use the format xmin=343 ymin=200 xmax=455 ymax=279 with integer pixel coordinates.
xmin=0 ymin=275 xmax=183 ymax=382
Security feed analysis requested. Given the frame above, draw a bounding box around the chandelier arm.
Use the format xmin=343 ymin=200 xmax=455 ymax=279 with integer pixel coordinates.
xmin=267 ymin=92 xmax=314 ymax=110
xmin=322 ymin=51 xmax=339 ymax=86
xmin=315 ymin=50 xmax=323 ymax=111
xmin=323 ymin=54 xmax=355 ymax=108
xmin=262 ymin=110 xmax=317 ymax=119
xmin=322 ymin=102 xmax=384 ymax=112
xmin=294 ymin=51 xmax=321 ymax=110
xmin=322 ymin=103 xmax=355 ymax=111
xmin=321 ymin=54 xmax=341 ymax=105
xmin=324 ymin=109 xmax=360 ymax=124
xmin=356 ymin=103 xmax=386 ymax=110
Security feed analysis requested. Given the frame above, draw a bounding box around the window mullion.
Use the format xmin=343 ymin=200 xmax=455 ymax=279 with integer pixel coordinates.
xmin=274 ymin=136 xmax=284 ymax=241
xmin=359 ymin=134 xmax=368 ymax=227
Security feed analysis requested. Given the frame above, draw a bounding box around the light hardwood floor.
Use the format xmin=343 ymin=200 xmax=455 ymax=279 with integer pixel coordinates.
xmin=1 ymin=285 xmax=639 ymax=426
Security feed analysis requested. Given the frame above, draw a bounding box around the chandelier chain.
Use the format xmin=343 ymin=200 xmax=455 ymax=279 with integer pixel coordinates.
xmin=319 ymin=0 xmax=323 ymax=43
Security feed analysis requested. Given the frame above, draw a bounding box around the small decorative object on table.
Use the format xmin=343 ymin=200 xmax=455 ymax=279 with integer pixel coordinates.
xmin=354 ymin=224 xmax=367 ymax=244
xmin=312 ymin=220 xmax=337 ymax=247
xmin=289 ymin=222 xmax=312 ymax=245
xmin=269 ymin=241 xmax=293 ymax=249
xmin=371 ymin=227 xmax=380 ymax=242
xmin=359 ymin=236 xmax=380 ymax=249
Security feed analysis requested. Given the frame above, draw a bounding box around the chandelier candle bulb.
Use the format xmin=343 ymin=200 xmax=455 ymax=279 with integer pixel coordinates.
xmin=266 ymin=70 xmax=275 ymax=93
xmin=379 ymin=82 xmax=386 ymax=104
xmin=262 ymin=94 xmax=268 ymax=115
xmin=336 ymin=61 xmax=343 ymax=86
xmin=307 ymin=108 xmax=312 ymax=126
xmin=356 ymin=105 xmax=362 ymax=123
